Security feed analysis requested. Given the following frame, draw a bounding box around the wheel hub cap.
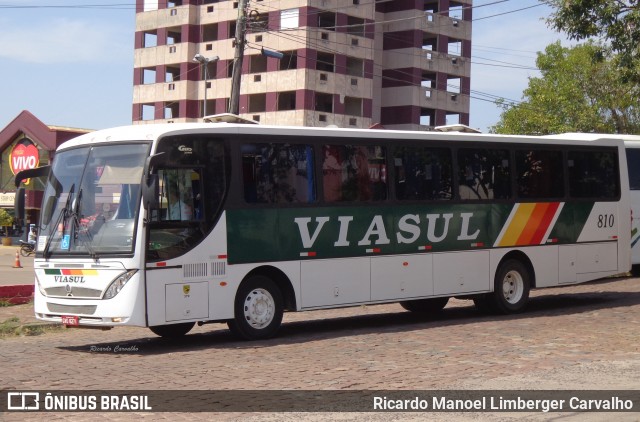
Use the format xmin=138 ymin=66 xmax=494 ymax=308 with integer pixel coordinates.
xmin=243 ymin=288 xmax=275 ymax=329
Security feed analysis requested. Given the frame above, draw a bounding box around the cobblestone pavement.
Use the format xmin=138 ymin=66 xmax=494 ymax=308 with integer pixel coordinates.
xmin=1 ymin=276 xmax=639 ymax=421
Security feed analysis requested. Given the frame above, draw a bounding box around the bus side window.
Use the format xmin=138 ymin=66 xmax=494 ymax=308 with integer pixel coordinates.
xmin=393 ymin=146 xmax=452 ymax=200
xmin=241 ymin=143 xmax=315 ymax=204
xmin=458 ymin=148 xmax=511 ymax=200
xmin=323 ymin=144 xmax=387 ymax=202
xmin=568 ymin=150 xmax=619 ymax=198
xmin=515 ymin=150 xmax=564 ymax=199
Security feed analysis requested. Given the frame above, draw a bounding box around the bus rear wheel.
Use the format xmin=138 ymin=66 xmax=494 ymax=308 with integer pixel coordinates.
xmin=149 ymin=322 xmax=195 ymax=338
xmin=475 ymin=259 xmax=530 ymax=314
xmin=227 ymin=275 xmax=284 ymax=340
xmin=400 ymin=297 xmax=449 ymax=314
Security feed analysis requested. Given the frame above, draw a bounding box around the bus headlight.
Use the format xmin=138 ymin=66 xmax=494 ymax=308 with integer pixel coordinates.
xmin=35 ymin=273 xmax=46 ymax=296
xmin=103 ymin=270 xmax=137 ymax=299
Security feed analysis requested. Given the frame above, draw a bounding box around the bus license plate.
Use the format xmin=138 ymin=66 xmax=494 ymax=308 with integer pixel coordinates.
xmin=61 ymin=315 xmax=79 ymax=326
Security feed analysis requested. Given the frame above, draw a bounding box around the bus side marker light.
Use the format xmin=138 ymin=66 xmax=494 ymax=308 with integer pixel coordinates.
xmin=218 ymin=255 xmax=227 ymax=259
xmin=300 ymin=251 xmax=317 ymax=257
xmin=402 ymin=262 xmax=409 ymax=267
xmin=219 ymin=281 xmax=227 ymax=287
xmin=366 ymin=248 xmax=381 ymax=254
xmin=156 ymin=262 xmax=167 ymax=267
xmin=471 ymin=242 xmax=484 ymax=248
xmin=418 ymin=245 xmax=432 ymax=251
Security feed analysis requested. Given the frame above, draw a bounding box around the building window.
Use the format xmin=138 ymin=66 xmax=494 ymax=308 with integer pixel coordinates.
xmin=344 ymin=97 xmax=362 ymax=117
xmin=277 ymin=91 xmax=296 ymax=111
xmin=281 ymin=8 xmax=298 ymax=29
xmin=279 ymin=51 xmax=297 ymax=70
xmin=143 ymin=68 xmax=156 ymax=84
xmin=346 ymin=16 xmax=365 ymax=37
xmin=318 ymin=11 xmax=336 ymax=31
xmin=315 ymin=93 xmax=333 ymax=113
xmin=316 ymin=52 xmax=334 ymax=72
xmin=141 ymin=104 xmax=155 ymax=121
xmin=143 ymin=30 xmax=157 ymax=48
xmin=248 ymin=93 xmax=266 ymax=113
xmin=249 ymin=55 xmax=267 ymax=73
xmin=346 ymin=57 xmax=363 ymax=77
xmin=203 ymin=23 xmax=218 ymax=42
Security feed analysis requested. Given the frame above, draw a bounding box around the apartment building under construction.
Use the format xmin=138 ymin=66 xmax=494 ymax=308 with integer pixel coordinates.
xmin=133 ymin=0 xmax=471 ymax=130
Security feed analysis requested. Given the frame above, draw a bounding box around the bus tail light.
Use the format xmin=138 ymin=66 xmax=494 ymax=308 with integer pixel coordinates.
xmin=103 ymin=270 xmax=137 ymax=299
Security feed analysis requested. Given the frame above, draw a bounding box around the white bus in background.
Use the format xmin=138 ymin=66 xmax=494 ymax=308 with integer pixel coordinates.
xmin=15 ymin=122 xmax=631 ymax=340
xmin=624 ymin=138 xmax=640 ymax=272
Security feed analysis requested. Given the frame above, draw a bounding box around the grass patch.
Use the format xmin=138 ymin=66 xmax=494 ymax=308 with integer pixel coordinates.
xmin=0 ymin=317 xmax=63 ymax=338
xmin=0 ymin=299 xmax=12 ymax=307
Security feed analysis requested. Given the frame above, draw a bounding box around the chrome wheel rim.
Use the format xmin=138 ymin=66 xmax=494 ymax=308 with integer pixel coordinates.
xmin=243 ymin=288 xmax=275 ymax=329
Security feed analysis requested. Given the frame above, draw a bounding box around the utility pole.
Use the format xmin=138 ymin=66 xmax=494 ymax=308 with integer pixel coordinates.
xmin=229 ymin=0 xmax=248 ymax=115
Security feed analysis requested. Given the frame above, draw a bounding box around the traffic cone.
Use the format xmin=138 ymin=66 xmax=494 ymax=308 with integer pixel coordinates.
xmin=13 ymin=249 xmax=22 ymax=268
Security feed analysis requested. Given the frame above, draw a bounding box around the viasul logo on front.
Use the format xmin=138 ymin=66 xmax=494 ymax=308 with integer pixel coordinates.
xmin=45 ymin=269 xmax=98 ymax=284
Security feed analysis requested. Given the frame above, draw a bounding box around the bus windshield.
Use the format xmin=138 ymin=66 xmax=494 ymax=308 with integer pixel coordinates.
xmin=39 ymin=143 xmax=150 ymax=257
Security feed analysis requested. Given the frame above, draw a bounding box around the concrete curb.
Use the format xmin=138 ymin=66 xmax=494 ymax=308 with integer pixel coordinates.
xmin=0 ymin=285 xmax=34 ymax=304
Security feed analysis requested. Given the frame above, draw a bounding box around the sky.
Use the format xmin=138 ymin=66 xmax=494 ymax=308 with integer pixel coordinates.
xmin=0 ymin=0 xmax=569 ymax=132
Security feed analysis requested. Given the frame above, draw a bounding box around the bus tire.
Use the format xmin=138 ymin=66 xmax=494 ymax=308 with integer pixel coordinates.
xmin=149 ymin=322 xmax=195 ymax=338
xmin=491 ymin=259 xmax=531 ymax=314
xmin=227 ymin=275 xmax=284 ymax=340
xmin=400 ymin=297 xmax=449 ymax=314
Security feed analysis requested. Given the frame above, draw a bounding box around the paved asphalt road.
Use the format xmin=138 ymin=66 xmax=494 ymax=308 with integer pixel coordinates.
xmin=1 ymin=270 xmax=639 ymax=421
xmin=0 ymin=244 xmax=34 ymax=287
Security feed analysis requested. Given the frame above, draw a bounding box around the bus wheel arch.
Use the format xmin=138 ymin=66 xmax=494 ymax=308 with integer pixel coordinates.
xmin=474 ymin=252 xmax=534 ymax=314
xmin=227 ymin=268 xmax=291 ymax=340
xmin=243 ymin=266 xmax=297 ymax=311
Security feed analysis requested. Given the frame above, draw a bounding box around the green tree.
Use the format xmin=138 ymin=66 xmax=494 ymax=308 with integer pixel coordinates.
xmin=491 ymin=42 xmax=640 ymax=135
xmin=0 ymin=209 xmax=13 ymax=236
xmin=544 ymin=0 xmax=640 ymax=82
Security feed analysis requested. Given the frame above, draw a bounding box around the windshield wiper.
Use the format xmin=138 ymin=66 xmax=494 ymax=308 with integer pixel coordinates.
xmin=70 ymin=188 xmax=99 ymax=260
xmin=43 ymin=184 xmax=74 ymax=259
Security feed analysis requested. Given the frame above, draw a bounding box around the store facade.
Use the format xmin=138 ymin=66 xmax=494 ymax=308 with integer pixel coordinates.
xmin=0 ymin=110 xmax=90 ymax=234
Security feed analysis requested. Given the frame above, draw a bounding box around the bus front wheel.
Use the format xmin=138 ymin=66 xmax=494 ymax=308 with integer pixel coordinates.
xmin=149 ymin=322 xmax=195 ymax=338
xmin=227 ymin=275 xmax=284 ymax=340
xmin=475 ymin=259 xmax=530 ymax=314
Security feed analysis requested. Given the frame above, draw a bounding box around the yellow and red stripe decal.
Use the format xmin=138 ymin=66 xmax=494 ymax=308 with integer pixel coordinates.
xmin=44 ymin=269 xmax=99 ymax=276
xmin=494 ymin=202 xmax=563 ymax=247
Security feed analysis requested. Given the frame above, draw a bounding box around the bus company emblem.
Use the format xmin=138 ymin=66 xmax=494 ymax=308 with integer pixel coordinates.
xmin=65 ymin=284 xmax=73 ymax=296
xmin=183 ymin=285 xmax=190 ymax=295
xmin=178 ymin=145 xmax=193 ymax=154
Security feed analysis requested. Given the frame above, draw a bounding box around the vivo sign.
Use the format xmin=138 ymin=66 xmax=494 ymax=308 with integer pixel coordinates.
xmin=10 ymin=138 xmax=39 ymax=175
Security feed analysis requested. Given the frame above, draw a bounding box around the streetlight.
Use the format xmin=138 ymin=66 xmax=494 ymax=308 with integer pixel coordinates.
xmin=193 ymin=53 xmax=219 ymax=117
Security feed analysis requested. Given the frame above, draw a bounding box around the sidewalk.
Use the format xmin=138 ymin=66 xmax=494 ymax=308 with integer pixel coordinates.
xmin=0 ymin=244 xmax=35 ymax=304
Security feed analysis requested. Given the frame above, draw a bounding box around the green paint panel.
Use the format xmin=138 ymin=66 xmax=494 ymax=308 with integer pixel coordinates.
xmin=548 ymin=202 xmax=595 ymax=242
xmin=226 ymin=202 xmax=595 ymax=265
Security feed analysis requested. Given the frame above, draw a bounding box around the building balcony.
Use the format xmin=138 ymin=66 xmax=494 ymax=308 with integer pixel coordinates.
xmin=382 ymin=48 xmax=470 ymax=78
xmin=381 ymin=85 xmax=469 ymax=114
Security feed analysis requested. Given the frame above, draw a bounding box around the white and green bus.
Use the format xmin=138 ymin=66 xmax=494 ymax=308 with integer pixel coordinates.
xmin=16 ymin=122 xmax=630 ymax=340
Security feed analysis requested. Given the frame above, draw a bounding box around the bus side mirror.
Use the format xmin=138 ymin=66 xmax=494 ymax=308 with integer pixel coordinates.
xmin=142 ymin=153 xmax=164 ymax=210
xmin=142 ymin=174 xmax=159 ymax=210
xmin=14 ymin=187 xmax=25 ymax=222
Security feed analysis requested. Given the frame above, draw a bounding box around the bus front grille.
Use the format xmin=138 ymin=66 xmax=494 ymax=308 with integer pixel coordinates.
xmin=47 ymin=303 xmax=98 ymax=315
xmin=44 ymin=287 xmax=102 ymax=298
